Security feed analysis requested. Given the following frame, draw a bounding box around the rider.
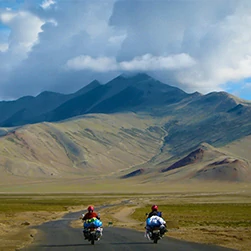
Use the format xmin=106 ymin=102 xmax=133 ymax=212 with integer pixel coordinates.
xmin=82 ymin=206 xmax=100 ymax=220
xmin=81 ymin=206 xmax=102 ymax=239
xmin=146 ymin=205 xmax=167 ymax=236
xmin=147 ymin=205 xmax=162 ymax=218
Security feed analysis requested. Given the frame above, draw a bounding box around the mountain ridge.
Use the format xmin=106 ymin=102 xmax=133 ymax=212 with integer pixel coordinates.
xmin=0 ymin=79 xmax=101 ymax=127
xmin=3 ymin=73 xmax=250 ymax=128
xmin=0 ymin=73 xmax=191 ymax=126
xmin=0 ymin=73 xmax=251 ymax=187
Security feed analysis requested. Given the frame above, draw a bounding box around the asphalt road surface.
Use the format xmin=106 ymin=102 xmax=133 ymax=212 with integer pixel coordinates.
xmin=22 ymin=210 xmax=236 ymax=251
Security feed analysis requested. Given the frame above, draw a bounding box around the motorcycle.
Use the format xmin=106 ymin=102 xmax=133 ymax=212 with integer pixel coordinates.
xmin=145 ymin=213 xmax=167 ymax=244
xmin=81 ymin=214 xmax=103 ymax=245
xmin=83 ymin=224 xmax=102 ymax=245
xmin=146 ymin=226 xmax=162 ymax=244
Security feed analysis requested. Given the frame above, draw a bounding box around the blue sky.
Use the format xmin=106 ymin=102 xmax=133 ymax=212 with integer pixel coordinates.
xmin=0 ymin=0 xmax=251 ymax=101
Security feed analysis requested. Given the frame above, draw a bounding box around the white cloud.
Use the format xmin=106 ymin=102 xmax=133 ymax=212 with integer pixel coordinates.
xmin=0 ymin=10 xmax=44 ymax=57
xmin=1 ymin=0 xmax=251 ymax=100
xmin=0 ymin=11 xmax=16 ymax=23
xmin=216 ymin=56 xmax=251 ymax=82
xmin=0 ymin=0 xmax=119 ymax=98
xmin=110 ymin=0 xmax=251 ymax=96
xmin=66 ymin=53 xmax=196 ymax=72
xmin=120 ymin=53 xmax=196 ymax=71
xmin=40 ymin=0 xmax=56 ymax=10
xmin=175 ymin=4 xmax=251 ymax=92
xmin=66 ymin=55 xmax=118 ymax=72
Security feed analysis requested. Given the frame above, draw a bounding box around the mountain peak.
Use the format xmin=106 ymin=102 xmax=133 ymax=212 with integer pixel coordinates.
xmin=118 ymin=72 xmax=152 ymax=81
xmin=89 ymin=79 xmax=101 ymax=86
xmin=74 ymin=79 xmax=101 ymax=96
xmin=108 ymin=73 xmax=155 ymax=88
xmin=36 ymin=91 xmax=63 ymax=98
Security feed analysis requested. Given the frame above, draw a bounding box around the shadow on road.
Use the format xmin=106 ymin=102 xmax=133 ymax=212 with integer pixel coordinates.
xmin=38 ymin=243 xmax=91 ymax=248
xmin=110 ymin=242 xmax=152 ymax=245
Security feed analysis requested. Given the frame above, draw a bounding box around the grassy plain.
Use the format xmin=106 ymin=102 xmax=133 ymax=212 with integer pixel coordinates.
xmin=131 ymin=202 xmax=251 ymax=251
xmin=77 ymin=190 xmax=251 ymax=251
xmin=1 ymin=188 xmax=250 ymax=251
xmin=0 ymin=194 xmax=119 ymax=251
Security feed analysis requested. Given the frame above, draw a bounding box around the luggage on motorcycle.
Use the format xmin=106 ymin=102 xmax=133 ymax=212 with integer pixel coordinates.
xmin=94 ymin=219 xmax=102 ymax=227
xmin=84 ymin=217 xmax=103 ymax=228
xmin=146 ymin=215 xmax=165 ymax=227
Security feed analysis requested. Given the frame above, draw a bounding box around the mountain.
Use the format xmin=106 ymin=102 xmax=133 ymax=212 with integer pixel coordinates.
xmin=0 ymin=73 xmax=251 ymax=190
xmin=159 ymin=143 xmax=251 ymax=182
xmin=37 ymin=73 xmax=188 ymax=122
xmin=89 ymin=74 xmax=188 ymax=113
xmin=194 ymin=157 xmax=250 ymax=182
xmin=0 ymin=113 xmax=163 ymax=178
xmin=73 ymin=80 xmax=101 ymax=96
xmin=0 ymin=73 xmax=188 ymax=126
xmin=0 ymin=80 xmax=101 ymax=127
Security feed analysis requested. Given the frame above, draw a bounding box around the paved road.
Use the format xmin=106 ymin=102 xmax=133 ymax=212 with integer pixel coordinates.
xmin=22 ymin=210 xmax=236 ymax=251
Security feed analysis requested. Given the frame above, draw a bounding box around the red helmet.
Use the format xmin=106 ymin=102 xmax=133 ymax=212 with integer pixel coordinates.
xmin=151 ymin=205 xmax=158 ymax=211
xmin=87 ymin=205 xmax=94 ymax=212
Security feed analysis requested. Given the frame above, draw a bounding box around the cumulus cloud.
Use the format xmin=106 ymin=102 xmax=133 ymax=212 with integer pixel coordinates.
xmin=120 ymin=53 xmax=196 ymax=71
xmin=0 ymin=0 xmax=119 ymax=98
xmin=0 ymin=9 xmax=44 ymax=61
xmin=66 ymin=53 xmax=196 ymax=72
xmin=110 ymin=0 xmax=251 ymax=95
xmin=172 ymin=3 xmax=251 ymax=93
xmin=0 ymin=0 xmax=251 ymax=100
xmin=40 ymin=0 xmax=56 ymax=10
xmin=66 ymin=55 xmax=118 ymax=72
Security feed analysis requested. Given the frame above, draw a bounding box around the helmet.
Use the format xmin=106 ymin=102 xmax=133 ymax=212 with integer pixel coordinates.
xmin=151 ymin=205 xmax=158 ymax=211
xmin=87 ymin=205 xmax=94 ymax=212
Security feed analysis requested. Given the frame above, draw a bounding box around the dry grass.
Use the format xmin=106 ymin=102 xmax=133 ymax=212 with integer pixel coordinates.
xmin=71 ymin=191 xmax=251 ymax=251
xmin=0 ymin=211 xmax=65 ymax=251
xmin=0 ymin=186 xmax=251 ymax=250
xmin=0 ymin=194 xmax=117 ymax=251
xmin=0 ymin=112 xmax=251 ymax=193
xmin=167 ymin=227 xmax=251 ymax=251
xmin=0 ymin=113 xmax=165 ymax=181
xmin=129 ymin=197 xmax=251 ymax=251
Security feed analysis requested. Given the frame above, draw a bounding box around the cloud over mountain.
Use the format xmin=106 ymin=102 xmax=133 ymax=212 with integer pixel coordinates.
xmin=66 ymin=53 xmax=195 ymax=72
xmin=0 ymin=0 xmax=251 ymax=100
